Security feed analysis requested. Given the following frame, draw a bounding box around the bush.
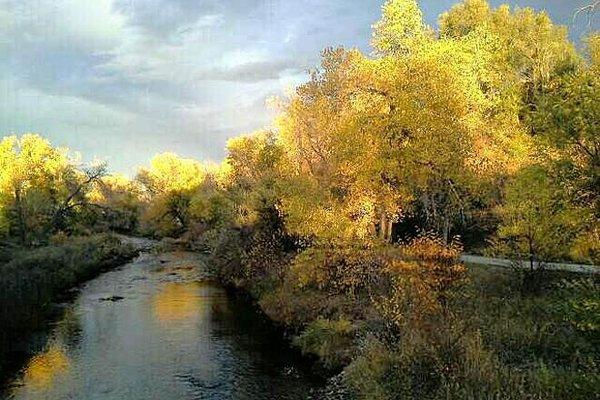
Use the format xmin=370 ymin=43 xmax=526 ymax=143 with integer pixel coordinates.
xmin=208 ymin=218 xmax=598 ymax=399
xmin=294 ymin=318 xmax=355 ymax=371
xmin=289 ymin=245 xmax=386 ymax=297
xmin=346 ymin=332 xmax=599 ymax=400
xmin=552 ymin=277 xmax=600 ymax=347
xmin=208 ymin=204 xmax=298 ymax=301
xmin=375 ymin=235 xmax=466 ymax=335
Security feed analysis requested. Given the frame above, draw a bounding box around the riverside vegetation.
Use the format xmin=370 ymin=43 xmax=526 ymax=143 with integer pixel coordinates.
xmin=0 ymin=1 xmax=599 ymax=399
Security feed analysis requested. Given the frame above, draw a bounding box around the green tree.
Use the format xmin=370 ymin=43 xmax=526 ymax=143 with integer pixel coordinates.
xmin=496 ymin=166 xmax=584 ymax=265
xmin=523 ymin=34 xmax=600 ymax=262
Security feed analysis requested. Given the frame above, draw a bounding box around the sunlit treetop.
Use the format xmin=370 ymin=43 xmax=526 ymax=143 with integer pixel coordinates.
xmin=222 ymin=130 xmax=286 ymax=225
xmin=439 ymin=0 xmax=578 ymax=84
xmin=87 ymin=174 xmax=141 ymax=206
xmin=0 ymin=134 xmax=70 ymax=191
xmin=438 ymin=0 xmax=491 ymax=37
xmin=0 ymin=134 xmax=73 ymax=211
xmin=372 ymin=0 xmax=431 ymax=56
xmin=136 ymin=152 xmax=207 ymax=195
xmin=587 ymin=33 xmax=600 ymax=66
xmin=225 ymin=130 xmax=283 ymax=186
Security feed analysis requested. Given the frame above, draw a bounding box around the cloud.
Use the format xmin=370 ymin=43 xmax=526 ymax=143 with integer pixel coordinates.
xmin=0 ymin=0 xmax=125 ymax=53
xmin=111 ymin=0 xmax=220 ymax=37
xmin=198 ymin=58 xmax=309 ymax=82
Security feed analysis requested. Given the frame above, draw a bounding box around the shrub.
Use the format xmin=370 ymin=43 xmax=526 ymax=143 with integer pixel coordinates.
xmin=553 ymin=277 xmax=600 ymax=347
xmin=344 ymin=339 xmax=401 ymax=400
xmin=260 ymin=283 xmax=363 ymax=330
xmin=294 ymin=317 xmax=355 ymax=370
xmin=376 ymin=235 xmax=466 ymax=334
xmin=288 ymin=245 xmax=385 ymax=297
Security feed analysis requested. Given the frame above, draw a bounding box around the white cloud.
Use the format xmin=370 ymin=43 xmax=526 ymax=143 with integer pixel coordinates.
xmin=0 ymin=0 xmax=125 ymax=52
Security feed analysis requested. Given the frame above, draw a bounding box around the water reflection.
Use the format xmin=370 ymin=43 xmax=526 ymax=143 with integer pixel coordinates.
xmin=153 ymin=282 xmax=227 ymax=324
xmin=21 ymin=343 xmax=69 ymax=389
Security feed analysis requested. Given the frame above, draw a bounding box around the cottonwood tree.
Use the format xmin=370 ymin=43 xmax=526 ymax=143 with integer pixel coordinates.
xmin=276 ymin=48 xmax=386 ymax=243
xmin=0 ymin=135 xmax=72 ymax=244
xmin=520 ymin=34 xmax=600 ymax=262
xmin=87 ymin=174 xmax=143 ymax=233
xmin=51 ymin=162 xmax=108 ymax=234
xmin=136 ymin=152 xmax=206 ymax=236
xmin=0 ymin=134 xmax=111 ymax=244
xmin=224 ymin=130 xmax=285 ymax=227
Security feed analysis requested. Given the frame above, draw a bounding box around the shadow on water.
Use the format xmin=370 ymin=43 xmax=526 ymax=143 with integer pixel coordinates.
xmin=0 ymin=252 xmax=324 ymax=400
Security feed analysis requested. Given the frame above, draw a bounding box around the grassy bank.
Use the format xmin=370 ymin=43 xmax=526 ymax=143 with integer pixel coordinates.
xmin=205 ymin=223 xmax=599 ymax=400
xmin=0 ymin=234 xmax=137 ymax=374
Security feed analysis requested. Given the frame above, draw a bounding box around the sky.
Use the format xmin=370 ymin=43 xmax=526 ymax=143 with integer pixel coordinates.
xmin=0 ymin=0 xmax=598 ymax=175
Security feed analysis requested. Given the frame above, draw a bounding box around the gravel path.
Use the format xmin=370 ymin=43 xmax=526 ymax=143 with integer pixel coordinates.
xmin=461 ymin=254 xmax=600 ymax=274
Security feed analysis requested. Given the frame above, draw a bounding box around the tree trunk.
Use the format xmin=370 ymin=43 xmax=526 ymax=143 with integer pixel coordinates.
xmin=14 ymin=187 xmax=26 ymax=245
xmin=378 ymin=212 xmax=394 ymax=243
xmin=442 ymin=216 xmax=450 ymax=245
xmin=380 ymin=212 xmax=389 ymax=242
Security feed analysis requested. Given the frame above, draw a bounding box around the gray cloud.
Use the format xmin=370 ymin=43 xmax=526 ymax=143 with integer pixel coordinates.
xmin=198 ymin=58 xmax=311 ymax=82
xmin=112 ymin=0 xmax=217 ymax=37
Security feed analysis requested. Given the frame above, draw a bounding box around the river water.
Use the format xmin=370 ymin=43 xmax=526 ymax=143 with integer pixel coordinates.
xmin=1 ymin=251 xmax=323 ymax=399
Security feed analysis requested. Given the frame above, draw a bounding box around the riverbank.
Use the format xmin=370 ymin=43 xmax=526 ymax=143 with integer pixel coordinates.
xmin=201 ymin=228 xmax=599 ymax=400
xmin=0 ymin=234 xmax=139 ymax=376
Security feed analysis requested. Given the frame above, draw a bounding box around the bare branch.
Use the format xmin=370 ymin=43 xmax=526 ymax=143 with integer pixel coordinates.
xmin=574 ymin=1 xmax=600 ymax=28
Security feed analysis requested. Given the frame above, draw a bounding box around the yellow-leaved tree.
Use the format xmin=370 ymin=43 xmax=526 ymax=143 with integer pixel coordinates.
xmin=136 ymin=153 xmax=207 ymax=236
xmin=0 ymin=135 xmax=76 ymax=244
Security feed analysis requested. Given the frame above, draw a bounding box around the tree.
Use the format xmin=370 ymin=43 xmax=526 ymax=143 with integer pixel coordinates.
xmin=187 ymin=163 xmax=236 ymax=230
xmin=372 ymin=0 xmax=430 ymax=56
xmin=496 ymin=166 xmax=584 ymax=266
xmin=0 ymin=135 xmax=119 ymax=243
xmin=136 ymin=153 xmax=206 ymax=236
xmin=440 ymin=0 xmax=579 ymax=112
xmin=223 ymin=130 xmax=286 ymax=227
xmin=0 ymin=135 xmax=72 ymax=244
xmin=277 ymin=48 xmax=400 ymax=243
xmin=522 ymin=34 xmax=600 ymax=262
xmin=51 ymin=162 xmax=108 ymax=234
xmin=276 ymin=1 xmax=545 ymax=245
xmin=438 ymin=0 xmax=491 ymax=38
xmin=87 ymin=174 xmax=143 ymax=233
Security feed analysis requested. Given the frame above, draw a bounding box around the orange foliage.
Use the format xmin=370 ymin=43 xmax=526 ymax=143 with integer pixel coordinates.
xmin=377 ymin=235 xmax=467 ymax=331
xmin=394 ymin=234 xmax=466 ymax=296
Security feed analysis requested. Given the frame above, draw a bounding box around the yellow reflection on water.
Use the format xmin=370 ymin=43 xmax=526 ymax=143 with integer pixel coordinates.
xmin=153 ymin=281 xmax=225 ymax=323
xmin=22 ymin=343 xmax=70 ymax=389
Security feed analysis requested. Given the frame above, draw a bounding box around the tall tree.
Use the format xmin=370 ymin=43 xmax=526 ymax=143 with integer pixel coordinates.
xmin=0 ymin=135 xmax=72 ymax=244
xmin=136 ymin=153 xmax=206 ymax=236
